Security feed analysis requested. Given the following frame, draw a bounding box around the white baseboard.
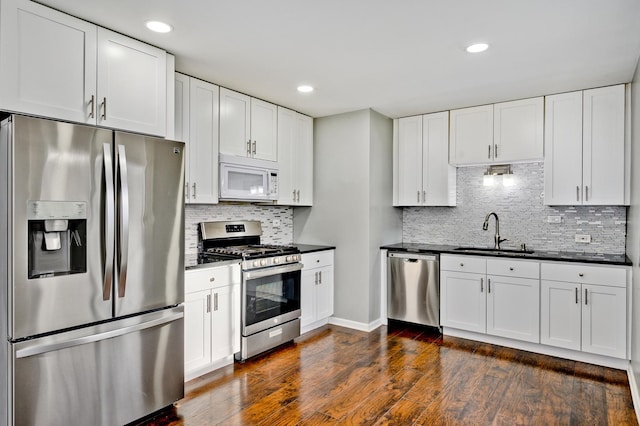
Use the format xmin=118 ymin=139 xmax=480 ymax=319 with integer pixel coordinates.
xmin=329 ymin=316 xmax=383 ymax=332
xmin=628 ymin=364 xmax=640 ymax=422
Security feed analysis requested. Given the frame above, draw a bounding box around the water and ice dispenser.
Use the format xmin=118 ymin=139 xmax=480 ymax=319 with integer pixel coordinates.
xmin=28 ymin=201 xmax=87 ymax=278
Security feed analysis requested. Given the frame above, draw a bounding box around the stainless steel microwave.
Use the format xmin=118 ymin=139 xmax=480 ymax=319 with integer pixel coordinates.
xmin=219 ymin=154 xmax=279 ymax=201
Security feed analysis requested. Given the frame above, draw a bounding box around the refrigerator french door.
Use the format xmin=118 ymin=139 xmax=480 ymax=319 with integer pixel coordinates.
xmin=0 ymin=114 xmax=185 ymax=426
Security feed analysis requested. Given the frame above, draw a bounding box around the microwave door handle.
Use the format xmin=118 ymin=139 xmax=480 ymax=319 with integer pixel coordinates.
xmin=117 ymin=144 xmax=130 ymax=298
xmin=102 ymin=144 xmax=115 ymax=301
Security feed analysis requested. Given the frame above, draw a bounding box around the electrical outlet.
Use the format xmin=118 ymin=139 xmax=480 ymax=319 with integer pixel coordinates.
xmin=575 ymin=234 xmax=591 ymax=243
xmin=547 ymin=216 xmax=562 ymax=224
xmin=273 ymin=219 xmax=281 ymax=227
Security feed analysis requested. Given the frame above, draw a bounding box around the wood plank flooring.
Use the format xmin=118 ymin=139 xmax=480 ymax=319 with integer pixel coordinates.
xmin=141 ymin=323 xmax=638 ymax=425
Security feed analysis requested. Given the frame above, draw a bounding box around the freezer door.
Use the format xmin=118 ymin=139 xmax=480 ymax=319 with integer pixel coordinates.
xmin=113 ymin=132 xmax=184 ymax=316
xmin=11 ymin=307 xmax=184 ymax=426
xmin=9 ymin=115 xmax=114 ymax=339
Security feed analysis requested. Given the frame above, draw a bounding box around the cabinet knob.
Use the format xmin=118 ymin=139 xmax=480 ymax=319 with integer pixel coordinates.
xmin=209 ymin=277 xmax=215 ymax=282
xmin=316 ymin=259 xmax=320 ymax=263
xmin=460 ymin=263 xmax=464 ymax=267
xmin=509 ymin=267 xmax=514 ymax=271
xmin=578 ymin=273 xmax=584 ymax=277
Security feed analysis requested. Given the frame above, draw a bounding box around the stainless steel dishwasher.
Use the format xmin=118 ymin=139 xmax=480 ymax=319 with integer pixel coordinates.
xmin=387 ymin=252 xmax=440 ymax=327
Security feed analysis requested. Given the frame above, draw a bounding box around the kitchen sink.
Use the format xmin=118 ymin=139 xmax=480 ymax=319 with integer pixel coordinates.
xmin=454 ymin=247 xmax=535 ymax=256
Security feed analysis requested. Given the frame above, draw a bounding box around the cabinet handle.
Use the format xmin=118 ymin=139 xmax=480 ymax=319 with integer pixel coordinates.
xmin=185 ymin=183 xmax=190 ymax=200
xmin=252 ymin=141 xmax=257 ymax=155
xmin=488 ymin=278 xmax=491 ymax=294
xmin=575 ymin=287 xmax=579 ymax=304
xmin=494 ymin=144 xmax=498 ymax=158
xmin=192 ymin=182 xmax=196 ymax=198
xmin=319 ymin=271 xmax=322 ymax=284
xmin=488 ymin=145 xmax=491 ymax=159
xmin=576 ymin=186 xmax=580 ymax=202
xmin=584 ymin=288 xmax=588 ymax=305
xmin=417 ymin=191 xmax=420 ymax=203
xmin=247 ymin=140 xmax=251 ymax=156
xmin=89 ymin=95 xmax=95 ymax=119
xmin=214 ymin=293 xmax=219 ymax=311
xmin=480 ymin=277 xmax=484 ymax=292
xmin=297 ymin=190 xmax=300 ymax=202
xmin=422 ymin=190 xmax=426 ymax=203
xmin=101 ymin=97 xmax=107 ymax=120
xmin=314 ymin=272 xmax=318 ymax=285
xmin=293 ymin=190 xmax=297 ymax=202
xmin=585 ymin=186 xmax=589 ymax=202
xmin=206 ymin=294 xmax=211 ymax=313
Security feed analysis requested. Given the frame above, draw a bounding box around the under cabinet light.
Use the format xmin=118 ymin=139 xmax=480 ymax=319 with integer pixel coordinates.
xmin=146 ymin=21 xmax=173 ymax=33
xmin=297 ymin=85 xmax=314 ymax=93
xmin=483 ymin=164 xmax=514 ymax=187
xmin=466 ymin=43 xmax=489 ymax=53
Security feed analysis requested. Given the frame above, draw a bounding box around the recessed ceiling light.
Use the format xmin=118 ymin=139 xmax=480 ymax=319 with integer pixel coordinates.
xmin=145 ymin=20 xmax=173 ymax=33
xmin=297 ymin=85 xmax=314 ymax=93
xmin=466 ymin=43 xmax=489 ymax=53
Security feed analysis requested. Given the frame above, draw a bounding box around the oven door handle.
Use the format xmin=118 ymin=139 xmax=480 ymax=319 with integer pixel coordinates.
xmin=244 ymin=262 xmax=303 ymax=280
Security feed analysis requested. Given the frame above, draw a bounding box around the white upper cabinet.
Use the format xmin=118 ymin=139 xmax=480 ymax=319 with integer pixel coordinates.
xmin=449 ymin=105 xmax=493 ymax=165
xmin=0 ymin=0 xmax=168 ymax=136
xmin=96 ymin=28 xmax=167 ymax=136
xmin=277 ymin=107 xmax=313 ymax=205
xmin=449 ymin=97 xmax=543 ymax=166
xmin=394 ymin=112 xmax=456 ymax=206
xmin=0 ymin=0 xmax=97 ymax=124
xmin=493 ymin=97 xmax=544 ymax=162
xmin=175 ymin=73 xmax=219 ymax=205
xmin=219 ymin=88 xmax=277 ymax=161
xmin=544 ymin=84 xmax=626 ymax=205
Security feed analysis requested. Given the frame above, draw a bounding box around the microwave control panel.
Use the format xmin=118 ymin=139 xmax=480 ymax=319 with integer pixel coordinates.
xmin=270 ymin=172 xmax=278 ymax=196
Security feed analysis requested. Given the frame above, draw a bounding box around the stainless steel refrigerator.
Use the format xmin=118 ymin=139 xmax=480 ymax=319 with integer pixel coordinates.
xmin=0 ymin=114 xmax=185 ymax=426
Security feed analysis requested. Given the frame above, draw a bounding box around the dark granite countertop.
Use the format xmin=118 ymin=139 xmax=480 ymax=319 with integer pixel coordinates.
xmin=295 ymin=244 xmax=336 ymax=254
xmin=380 ymin=243 xmax=632 ymax=266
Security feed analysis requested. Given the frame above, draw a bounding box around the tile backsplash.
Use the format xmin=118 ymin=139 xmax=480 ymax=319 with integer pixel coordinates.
xmin=185 ymin=203 xmax=293 ymax=266
xmin=403 ymin=163 xmax=627 ymax=254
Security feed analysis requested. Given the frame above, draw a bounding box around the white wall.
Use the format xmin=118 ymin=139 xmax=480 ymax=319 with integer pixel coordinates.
xmin=294 ymin=109 xmax=402 ymax=326
xmin=628 ymin=57 xmax=640 ymax=408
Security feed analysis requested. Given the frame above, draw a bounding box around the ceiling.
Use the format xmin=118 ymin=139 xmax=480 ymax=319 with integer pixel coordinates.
xmin=36 ymin=0 xmax=640 ymax=119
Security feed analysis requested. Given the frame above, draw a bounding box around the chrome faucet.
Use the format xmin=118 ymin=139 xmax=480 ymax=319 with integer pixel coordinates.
xmin=483 ymin=212 xmax=507 ymax=249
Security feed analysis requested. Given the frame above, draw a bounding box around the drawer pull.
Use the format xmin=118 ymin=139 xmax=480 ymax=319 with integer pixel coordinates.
xmin=509 ymin=267 xmax=514 ymax=271
xmin=585 ymin=288 xmax=588 ymax=305
xmin=460 ymin=263 xmax=464 ymax=267
xmin=480 ymin=278 xmax=483 ymax=293
xmin=575 ymin=287 xmax=579 ymax=304
xmin=209 ymin=277 xmax=216 ymax=282
xmin=578 ymin=273 xmax=584 ymax=277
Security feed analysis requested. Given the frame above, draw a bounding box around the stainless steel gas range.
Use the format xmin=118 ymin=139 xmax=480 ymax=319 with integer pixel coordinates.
xmin=198 ymin=221 xmax=302 ymax=361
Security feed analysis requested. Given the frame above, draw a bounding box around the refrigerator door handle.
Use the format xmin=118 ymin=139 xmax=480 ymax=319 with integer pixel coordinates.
xmin=103 ymin=143 xmax=115 ymax=301
xmin=117 ymin=144 xmax=130 ymax=298
xmin=15 ymin=310 xmax=184 ymax=359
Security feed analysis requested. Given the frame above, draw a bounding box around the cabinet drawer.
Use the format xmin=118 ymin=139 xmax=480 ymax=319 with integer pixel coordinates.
xmin=541 ymin=262 xmax=627 ymax=288
xmin=302 ymin=250 xmax=334 ymax=269
xmin=441 ymin=255 xmax=486 ymax=274
xmin=185 ymin=264 xmax=241 ymax=293
xmin=487 ymin=259 xmax=539 ymax=279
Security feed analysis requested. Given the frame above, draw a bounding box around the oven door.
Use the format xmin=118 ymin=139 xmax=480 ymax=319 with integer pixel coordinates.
xmin=242 ymin=263 xmax=302 ymax=336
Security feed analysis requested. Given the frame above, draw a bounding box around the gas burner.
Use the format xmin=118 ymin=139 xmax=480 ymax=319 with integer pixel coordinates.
xmin=205 ymin=244 xmax=299 ymax=260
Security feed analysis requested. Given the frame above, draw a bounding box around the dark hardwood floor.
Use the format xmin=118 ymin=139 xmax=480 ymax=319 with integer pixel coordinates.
xmin=143 ymin=323 xmax=638 ymax=425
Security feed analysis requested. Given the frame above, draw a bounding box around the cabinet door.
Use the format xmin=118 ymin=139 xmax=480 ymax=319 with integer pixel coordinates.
xmin=493 ymin=97 xmax=544 ymax=163
xmin=277 ymin=107 xmax=296 ymax=205
xmin=174 ymin=73 xmax=191 ymax=203
xmin=396 ymin=116 xmax=423 ymax=206
xmin=219 ymin=88 xmax=251 ymax=157
xmin=294 ymin=113 xmax=314 ymax=206
xmin=423 ymin=111 xmax=455 ymax=206
xmin=184 ymin=290 xmax=212 ymax=375
xmin=316 ymin=266 xmax=334 ymax=320
xmin=188 ymin=78 xmax=219 ymax=204
xmin=0 ymin=0 xmax=97 ymax=124
xmin=440 ymin=271 xmax=486 ymax=333
xmin=582 ymin=284 xmax=626 ymax=358
xmin=582 ymin=85 xmax=625 ymax=205
xmin=96 ymin=28 xmax=167 ymax=136
xmin=540 ymin=280 xmax=581 ymax=351
xmin=251 ymin=98 xmax=278 ymax=161
xmin=300 ymin=268 xmax=317 ymax=330
xmin=486 ymin=275 xmax=540 ymax=343
xmin=449 ymin=105 xmax=493 ymax=165
xmin=211 ymin=285 xmax=238 ymax=362
xmin=544 ymin=91 xmax=583 ymax=205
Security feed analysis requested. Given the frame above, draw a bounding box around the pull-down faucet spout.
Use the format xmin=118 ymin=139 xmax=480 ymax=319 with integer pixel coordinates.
xmin=483 ymin=212 xmax=507 ymax=249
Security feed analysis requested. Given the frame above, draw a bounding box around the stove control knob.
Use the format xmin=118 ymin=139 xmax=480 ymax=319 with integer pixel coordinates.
xmin=274 ymin=257 xmax=281 ymax=264
xmin=253 ymin=260 xmax=260 ymax=267
xmin=285 ymin=255 xmax=292 ymax=262
xmin=260 ymin=259 xmax=267 ymax=266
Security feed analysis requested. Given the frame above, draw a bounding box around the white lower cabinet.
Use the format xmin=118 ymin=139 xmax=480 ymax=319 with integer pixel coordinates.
xmin=300 ymin=250 xmax=334 ymax=334
xmin=184 ymin=264 xmax=241 ymax=381
xmin=440 ymin=255 xmax=540 ymax=344
xmin=540 ymin=262 xmax=627 ymax=359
